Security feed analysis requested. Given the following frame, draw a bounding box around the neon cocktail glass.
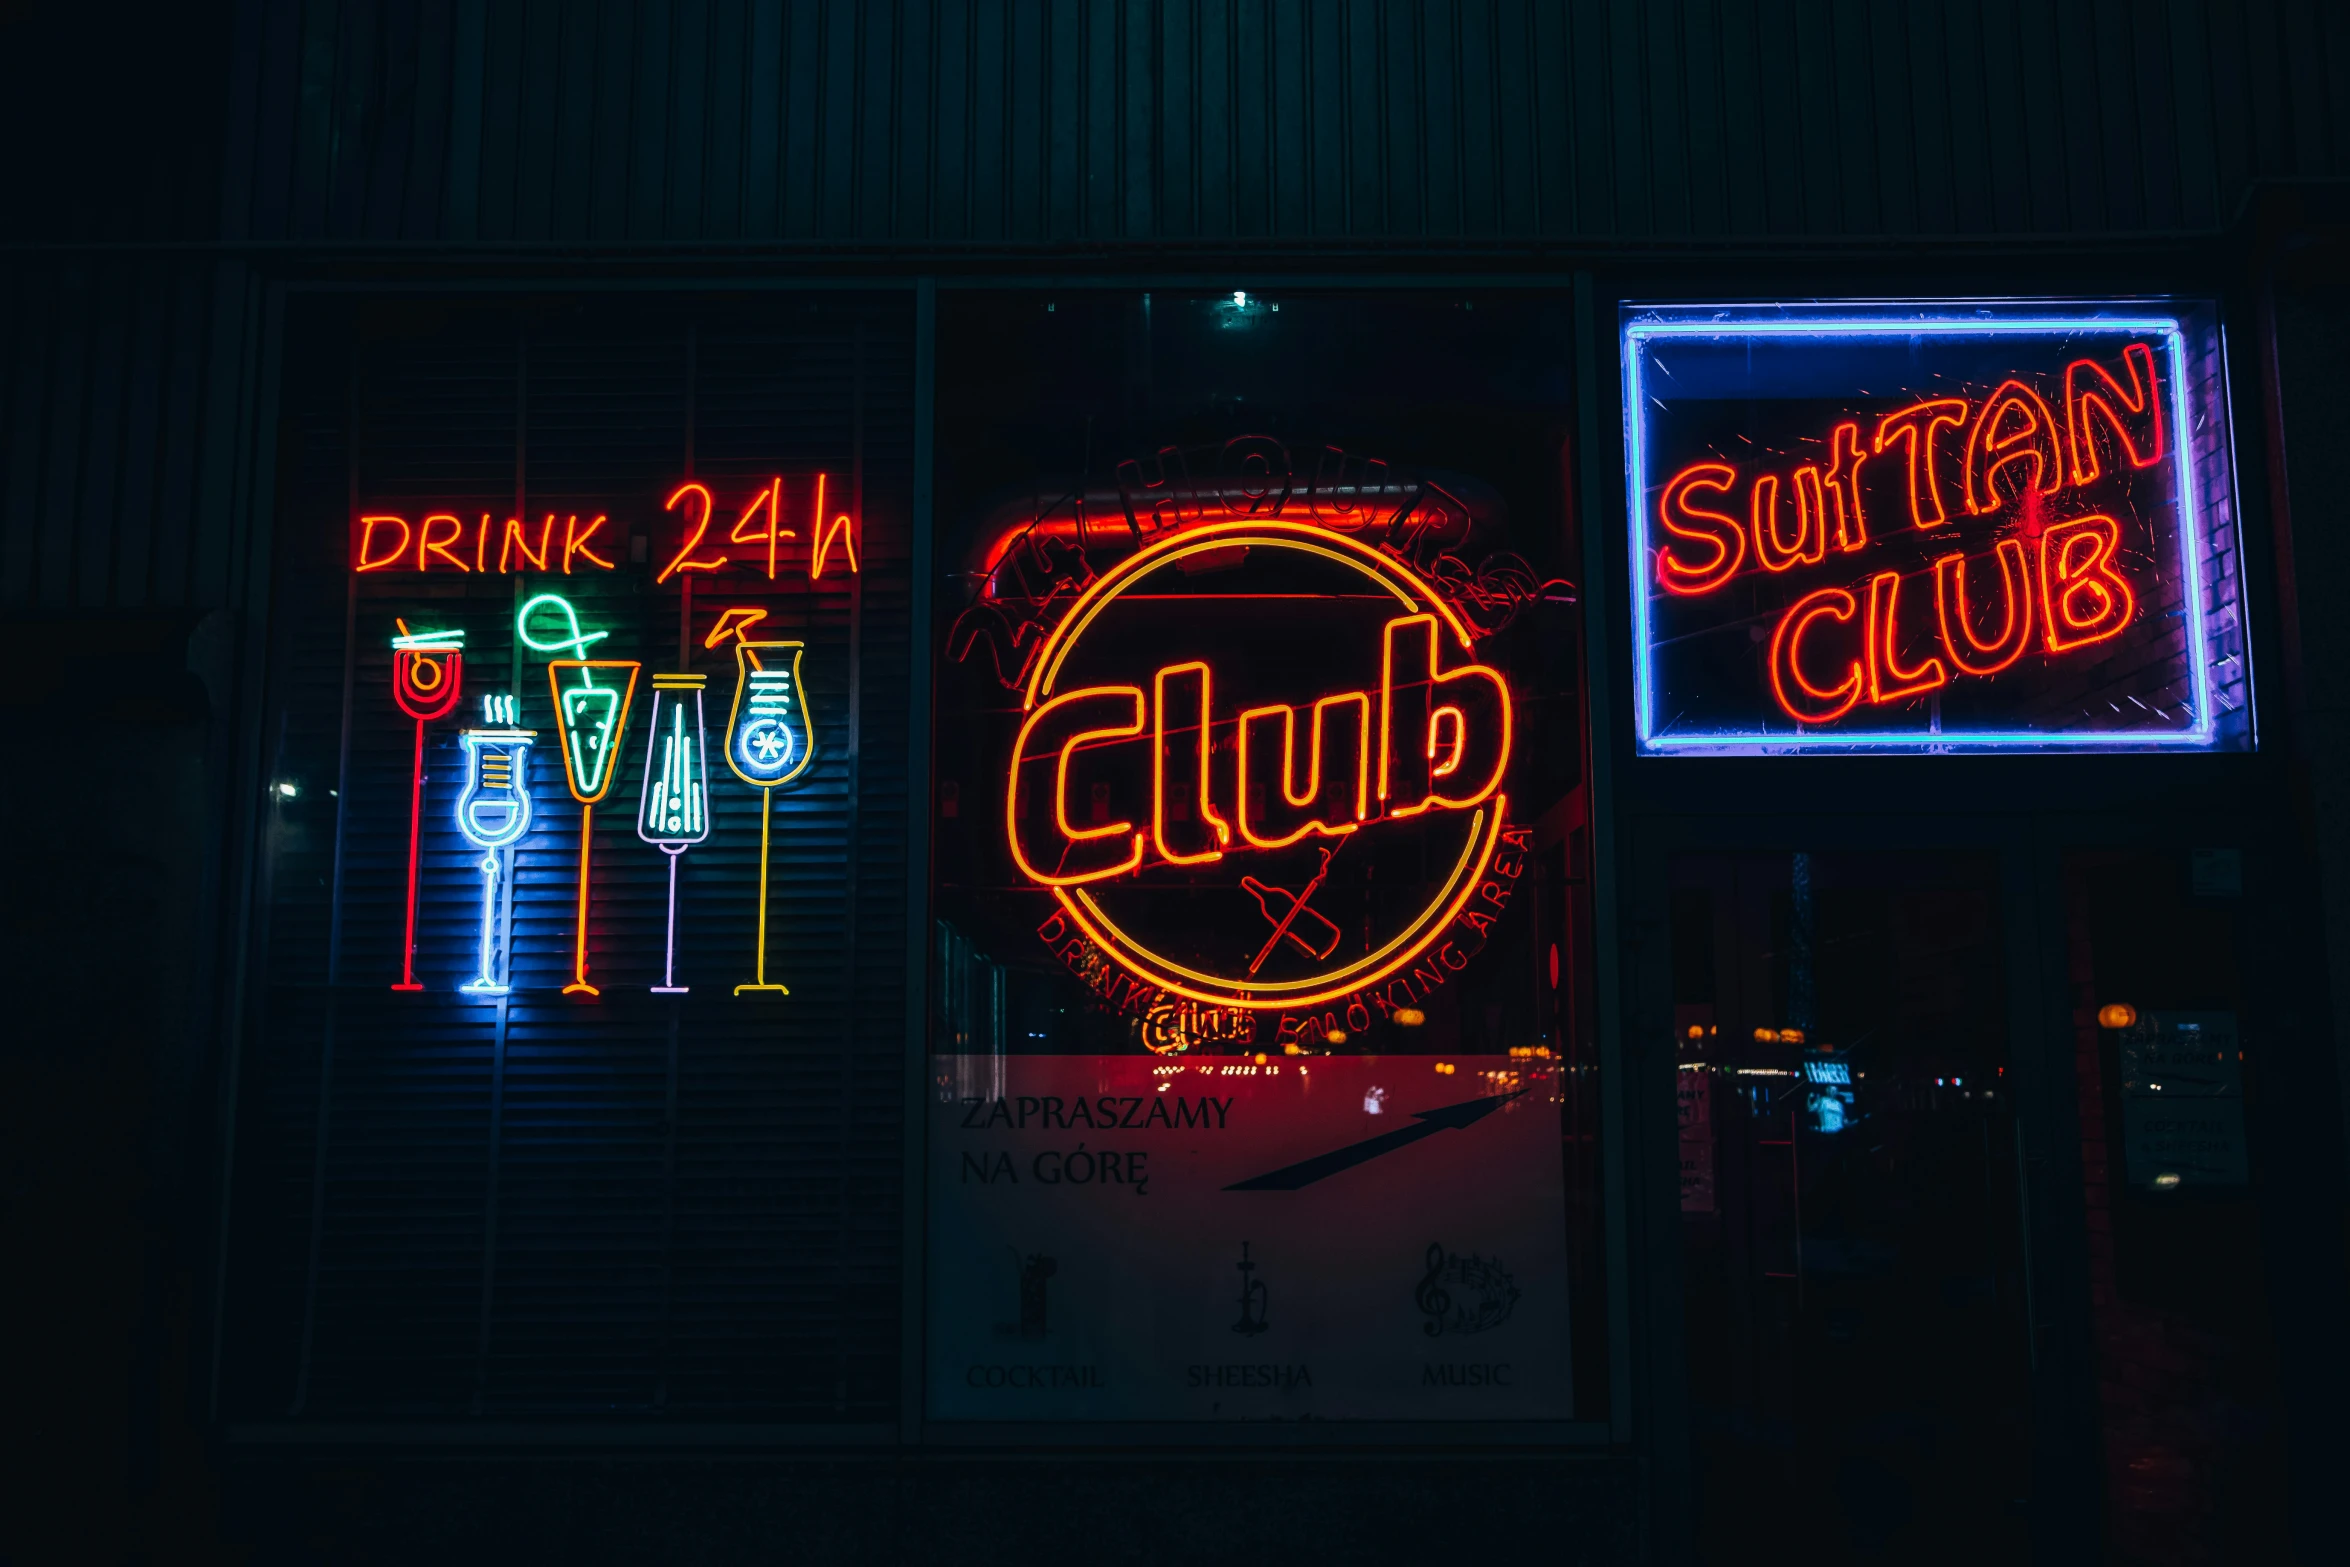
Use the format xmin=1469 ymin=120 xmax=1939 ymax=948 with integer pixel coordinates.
xmin=636 ymin=673 xmax=711 ymax=993
xmin=455 ymin=724 xmax=536 ymax=995
xmin=723 ymin=639 xmax=813 ymax=995
xmin=546 ymin=658 xmax=640 ymax=996
xmin=389 ymin=623 xmax=464 ymax=990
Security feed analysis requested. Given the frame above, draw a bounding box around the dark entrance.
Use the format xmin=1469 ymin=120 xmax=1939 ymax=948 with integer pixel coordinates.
xmin=1672 ymin=850 xmax=2033 ymax=1563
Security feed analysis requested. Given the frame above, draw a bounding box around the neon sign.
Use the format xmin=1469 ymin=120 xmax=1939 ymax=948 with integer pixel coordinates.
xmin=519 ymin=593 xmax=640 ymax=996
xmin=716 ymin=610 xmax=814 ymax=996
xmin=454 ymin=707 xmax=536 ymax=996
xmin=354 ymin=476 xmax=858 ymax=582
xmin=636 ymin=673 xmax=711 ymax=993
xmin=389 ymin=622 xmax=463 ymax=990
xmin=1000 ymin=515 xmax=1529 ymax=1043
xmin=1623 ymin=306 xmax=2244 ymax=752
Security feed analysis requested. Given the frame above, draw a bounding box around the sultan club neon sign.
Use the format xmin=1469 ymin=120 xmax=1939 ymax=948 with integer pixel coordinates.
xmin=1623 ymin=307 xmax=2237 ymax=752
xmin=1004 ymin=517 xmax=1528 ymax=1039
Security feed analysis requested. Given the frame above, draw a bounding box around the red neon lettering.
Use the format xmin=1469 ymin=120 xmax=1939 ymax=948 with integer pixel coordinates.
xmin=356 ymin=514 xmax=411 ymax=572
xmin=1824 ymin=422 xmax=1869 ymax=552
xmin=417 ymin=512 xmax=470 ymax=572
xmin=809 ymin=474 xmax=858 ymax=578
xmin=1007 ymin=687 xmax=1148 ymax=886
xmin=1656 ymin=462 xmax=1745 ymax=595
xmin=2064 ymin=343 xmax=2165 ymax=486
xmin=729 ymin=478 xmax=792 ymax=579
xmin=1751 ymin=473 xmax=1825 ymax=573
xmin=500 ymin=515 xmax=552 ymax=573
xmin=1872 ymin=399 xmax=1969 ymax=531
xmin=1964 ymin=380 xmax=2065 ymax=514
xmin=2038 ymin=514 xmax=2135 ymax=653
xmin=658 ymin=482 xmax=726 ymax=582
xmin=1864 ymin=570 xmax=1948 ymax=705
xmin=1236 ymin=693 xmax=1371 ymax=850
xmin=562 ymin=513 xmax=615 ymax=573
xmin=1308 ymin=445 xmax=1392 ymax=532
xmin=1116 ymin=446 xmax=1203 ymax=534
xmin=1768 ymin=587 xmax=1863 ymax=725
xmin=1152 ymin=662 xmax=1229 ymax=865
xmin=1932 ymin=540 xmax=2034 ymax=676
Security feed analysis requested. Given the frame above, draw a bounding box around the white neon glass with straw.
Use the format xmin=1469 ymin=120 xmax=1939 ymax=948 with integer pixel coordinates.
xmin=454 ymin=706 xmax=536 ymax=996
xmin=636 ymin=673 xmax=711 ymax=993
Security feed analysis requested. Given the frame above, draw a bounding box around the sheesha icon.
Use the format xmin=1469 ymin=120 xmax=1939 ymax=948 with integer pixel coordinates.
xmin=1005 ymin=517 xmax=1518 ymax=1018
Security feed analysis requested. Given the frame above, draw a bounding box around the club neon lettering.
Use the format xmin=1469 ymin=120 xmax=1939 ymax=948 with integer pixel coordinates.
xmin=1007 ymin=613 xmax=1509 ymax=889
xmin=1006 ymin=517 xmax=1520 ymax=1018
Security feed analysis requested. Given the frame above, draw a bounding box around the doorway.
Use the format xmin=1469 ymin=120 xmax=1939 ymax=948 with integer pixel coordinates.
xmin=1671 ymin=850 xmax=2034 ymax=1563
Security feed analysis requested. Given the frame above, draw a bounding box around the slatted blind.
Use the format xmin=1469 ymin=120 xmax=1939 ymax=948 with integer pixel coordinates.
xmin=222 ymin=292 xmax=912 ymax=1421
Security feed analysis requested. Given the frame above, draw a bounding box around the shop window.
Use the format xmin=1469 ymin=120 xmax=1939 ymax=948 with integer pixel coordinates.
xmin=1672 ymin=851 xmax=2032 ymax=1560
xmin=221 ymin=295 xmax=916 ymax=1421
xmin=927 ymin=291 xmax=1604 ymax=1425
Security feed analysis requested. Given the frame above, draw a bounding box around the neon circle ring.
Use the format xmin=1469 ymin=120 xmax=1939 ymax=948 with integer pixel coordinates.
xmin=1005 ymin=518 xmax=1515 ymax=1013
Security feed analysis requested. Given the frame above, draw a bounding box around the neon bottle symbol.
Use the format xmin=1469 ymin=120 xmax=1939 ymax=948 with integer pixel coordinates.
xmin=718 ymin=615 xmax=814 ymax=996
xmin=389 ymin=621 xmax=464 ymax=991
xmin=636 ymin=673 xmax=711 ymax=993
xmin=519 ymin=593 xmax=639 ymax=997
xmin=454 ymin=696 xmax=535 ymax=996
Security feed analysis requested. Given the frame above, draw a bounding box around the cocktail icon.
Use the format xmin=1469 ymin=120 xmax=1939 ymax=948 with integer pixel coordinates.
xmin=454 ymin=708 xmax=536 ymax=996
xmin=520 ymin=593 xmax=640 ymax=998
xmin=715 ymin=610 xmax=814 ymax=996
xmin=636 ymin=673 xmax=711 ymax=993
xmin=389 ymin=620 xmax=464 ymax=991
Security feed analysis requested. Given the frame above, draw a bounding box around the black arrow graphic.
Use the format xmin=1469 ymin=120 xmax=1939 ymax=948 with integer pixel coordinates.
xmin=1224 ymin=1088 xmax=1530 ymax=1191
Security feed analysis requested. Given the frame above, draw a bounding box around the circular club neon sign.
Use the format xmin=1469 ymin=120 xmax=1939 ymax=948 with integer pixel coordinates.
xmin=1004 ymin=518 xmax=1518 ymax=1014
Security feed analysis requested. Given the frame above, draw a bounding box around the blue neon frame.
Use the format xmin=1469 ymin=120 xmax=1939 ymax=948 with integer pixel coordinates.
xmin=1621 ymin=304 xmax=2226 ymax=755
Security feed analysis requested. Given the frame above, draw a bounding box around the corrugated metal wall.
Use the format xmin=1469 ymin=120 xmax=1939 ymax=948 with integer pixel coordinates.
xmin=6 ymin=2 xmax=2346 ymax=619
xmin=215 ymin=0 xmax=2347 ymax=247
xmin=0 ymin=260 xmax=270 ymax=615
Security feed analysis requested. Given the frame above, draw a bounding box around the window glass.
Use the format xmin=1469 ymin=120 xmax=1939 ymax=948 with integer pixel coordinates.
xmin=926 ymin=291 xmax=1604 ymax=1423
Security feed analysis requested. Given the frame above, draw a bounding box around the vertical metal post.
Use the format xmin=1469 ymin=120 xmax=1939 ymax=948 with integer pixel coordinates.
xmin=900 ymin=279 xmax=937 ymax=1442
xmin=288 ymin=352 xmax=363 ymax=1415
